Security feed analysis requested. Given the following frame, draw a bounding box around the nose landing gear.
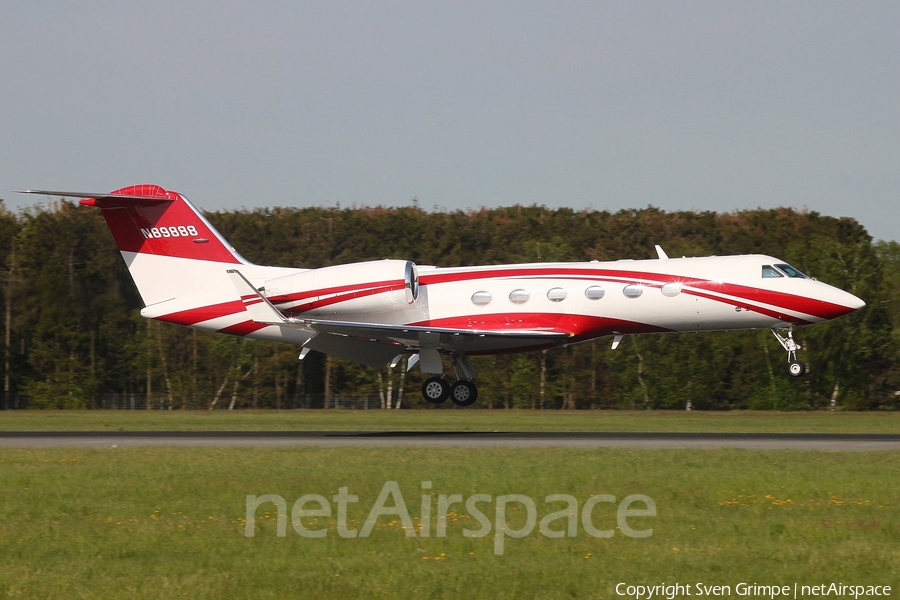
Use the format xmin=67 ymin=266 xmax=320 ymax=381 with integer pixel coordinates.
xmin=772 ymin=328 xmax=805 ymax=377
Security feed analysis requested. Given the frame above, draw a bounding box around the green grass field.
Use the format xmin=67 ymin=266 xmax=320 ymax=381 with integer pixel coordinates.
xmin=0 ymin=446 xmax=897 ymax=599
xmin=1 ymin=409 xmax=899 ymax=433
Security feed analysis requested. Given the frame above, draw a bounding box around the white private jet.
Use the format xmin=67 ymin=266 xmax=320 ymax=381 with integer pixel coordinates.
xmin=17 ymin=185 xmax=866 ymax=406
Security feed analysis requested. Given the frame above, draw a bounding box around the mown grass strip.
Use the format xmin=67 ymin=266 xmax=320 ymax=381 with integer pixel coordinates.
xmin=0 ymin=447 xmax=897 ymax=599
xmin=1 ymin=409 xmax=899 ymax=433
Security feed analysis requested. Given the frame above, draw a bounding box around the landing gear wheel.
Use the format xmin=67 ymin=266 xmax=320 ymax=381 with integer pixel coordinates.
xmin=422 ymin=377 xmax=450 ymax=404
xmin=773 ymin=329 xmax=806 ymax=378
xmin=788 ymin=361 xmax=806 ymax=377
xmin=449 ymin=380 xmax=478 ymax=407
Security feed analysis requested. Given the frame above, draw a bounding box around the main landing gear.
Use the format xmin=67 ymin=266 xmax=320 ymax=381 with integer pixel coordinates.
xmin=772 ymin=328 xmax=805 ymax=377
xmin=421 ymin=377 xmax=478 ymax=406
xmin=420 ymin=354 xmax=479 ymax=407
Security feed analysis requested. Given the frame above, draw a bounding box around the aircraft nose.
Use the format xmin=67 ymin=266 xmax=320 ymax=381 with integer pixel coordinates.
xmin=845 ymin=291 xmax=866 ymax=311
xmin=821 ymin=287 xmax=865 ymax=319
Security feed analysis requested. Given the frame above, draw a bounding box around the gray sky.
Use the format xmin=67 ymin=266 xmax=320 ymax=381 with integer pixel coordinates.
xmin=2 ymin=1 xmax=898 ymax=244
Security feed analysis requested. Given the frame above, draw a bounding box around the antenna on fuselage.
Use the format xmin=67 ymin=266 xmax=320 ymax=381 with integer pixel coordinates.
xmin=655 ymin=245 xmax=669 ymax=260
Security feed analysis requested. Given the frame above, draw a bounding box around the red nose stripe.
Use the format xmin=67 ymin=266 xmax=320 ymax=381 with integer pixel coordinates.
xmin=420 ymin=267 xmax=851 ymax=321
xmin=689 ymin=281 xmax=852 ymax=321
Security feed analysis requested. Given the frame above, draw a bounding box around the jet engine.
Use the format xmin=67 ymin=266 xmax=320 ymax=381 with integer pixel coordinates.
xmin=262 ymin=259 xmax=419 ymax=317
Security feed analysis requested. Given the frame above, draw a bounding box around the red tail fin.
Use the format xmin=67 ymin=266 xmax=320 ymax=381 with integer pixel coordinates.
xmin=82 ymin=185 xmax=246 ymax=264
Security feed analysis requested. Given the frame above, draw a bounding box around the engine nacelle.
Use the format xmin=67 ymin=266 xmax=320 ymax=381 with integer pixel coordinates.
xmin=263 ymin=259 xmax=419 ymax=317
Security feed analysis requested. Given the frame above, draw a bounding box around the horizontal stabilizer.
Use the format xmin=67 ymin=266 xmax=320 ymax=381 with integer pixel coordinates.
xmin=16 ymin=187 xmax=176 ymax=207
xmin=227 ymin=269 xmax=286 ymax=325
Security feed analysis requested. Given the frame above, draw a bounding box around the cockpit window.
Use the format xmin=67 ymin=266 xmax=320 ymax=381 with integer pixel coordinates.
xmin=774 ymin=263 xmax=808 ymax=279
xmin=762 ymin=265 xmax=783 ymax=278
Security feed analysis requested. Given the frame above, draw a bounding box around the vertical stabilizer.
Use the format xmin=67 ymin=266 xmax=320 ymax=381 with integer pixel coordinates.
xmin=81 ymin=184 xmax=248 ymax=266
xmin=16 ymin=186 xmax=295 ymax=323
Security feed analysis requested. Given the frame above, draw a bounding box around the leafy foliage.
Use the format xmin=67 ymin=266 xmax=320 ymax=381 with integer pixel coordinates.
xmin=0 ymin=199 xmax=896 ymax=410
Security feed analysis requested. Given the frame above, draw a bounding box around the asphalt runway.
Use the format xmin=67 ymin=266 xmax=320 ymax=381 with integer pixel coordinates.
xmin=1 ymin=431 xmax=899 ymax=450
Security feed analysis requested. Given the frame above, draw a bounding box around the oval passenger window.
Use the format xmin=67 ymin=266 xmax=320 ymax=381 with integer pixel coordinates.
xmin=509 ymin=289 xmax=530 ymax=304
xmin=547 ymin=288 xmax=567 ymax=302
xmin=585 ymin=285 xmax=605 ymax=300
xmin=661 ymin=282 xmax=682 ymax=297
xmin=623 ymin=284 xmax=644 ymax=298
xmin=471 ymin=291 xmax=492 ymax=306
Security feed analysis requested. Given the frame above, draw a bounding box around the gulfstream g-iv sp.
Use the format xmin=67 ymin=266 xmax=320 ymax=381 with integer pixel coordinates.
xmin=17 ymin=185 xmax=865 ymax=406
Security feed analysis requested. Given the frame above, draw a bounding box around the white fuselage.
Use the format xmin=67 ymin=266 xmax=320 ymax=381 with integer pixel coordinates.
xmin=143 ymin=253 xmax=864 ymax=354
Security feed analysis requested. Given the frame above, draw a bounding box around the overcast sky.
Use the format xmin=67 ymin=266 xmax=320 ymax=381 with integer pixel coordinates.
xmin=2 ymin=1 xmax=898 ymax=245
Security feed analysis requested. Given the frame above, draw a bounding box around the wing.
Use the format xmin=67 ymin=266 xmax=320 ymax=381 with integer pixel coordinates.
xmin=299 ymin=317 xmax=569 ymax=353
xmin=227 ymin=269 xmax=569 ymax=366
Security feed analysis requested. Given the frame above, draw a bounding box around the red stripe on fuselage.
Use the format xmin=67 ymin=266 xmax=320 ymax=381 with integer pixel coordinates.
xmin=218 ymin=320 xmax=269 ymax=336
xmin=265 ymin=279 xmax=405 ymax=305
xmin=156 ymin=300 xmax=245 ymax=326
xmin=154 ymin=281 xmax=406 ymax=327
xmin=420 ymin=267 xmax=849 ymax=321
xmin=410 ymin=313 xmax=671 ymax=340
xmin=689 ymin=280 xmax=850 ymax=321
xmin=278 ymin=284 xmax=404 ymax=315
xmin=684 ymin=289 xmax=811 ymax=325
xmin=151 ymin=265 xmax=849 ymax=334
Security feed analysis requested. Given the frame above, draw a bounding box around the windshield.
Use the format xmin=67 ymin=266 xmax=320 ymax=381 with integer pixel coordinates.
xmin=774 ymin=263 xmax=808 ymax=279
xmin=761 ymin=265 xmax=783 ymax=278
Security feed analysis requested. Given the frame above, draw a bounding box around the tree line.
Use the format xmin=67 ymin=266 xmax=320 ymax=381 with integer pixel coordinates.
xmin=0 ymin=198 xmax=897 ymax=410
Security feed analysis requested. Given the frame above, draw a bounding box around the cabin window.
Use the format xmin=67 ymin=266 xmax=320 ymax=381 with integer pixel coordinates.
xmin=509 ymin=289 xmax=530 ymax=304
xmin=623 ymin=284 xmax=644 ymax=298
xmin=585 ymin=285 xmax=605 ymax=300
xmin=547 ymin=288 xmax=567 ymax=302
xmin=762 ymin=265 xmax=783 ymax=278
xmin=471 ymin=291 xmax=492 ymax=306
xmin=661 ymin=282 xmax=682 ymax=297
xmin=775 ymin=263 xmax=808 ymax=279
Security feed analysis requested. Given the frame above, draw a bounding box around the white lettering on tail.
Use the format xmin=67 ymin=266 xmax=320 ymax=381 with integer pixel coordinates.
xmin=140 ymin=225 xmax=199 ymax=239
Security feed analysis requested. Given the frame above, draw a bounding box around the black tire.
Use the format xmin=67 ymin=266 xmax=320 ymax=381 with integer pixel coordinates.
xmin=788 ymin=361 xmax=806 ymax=377
xmin=449 ymin=380 xmax=478 ymax=407
xmin=422 ymin=377 xmax=450 ymax=404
